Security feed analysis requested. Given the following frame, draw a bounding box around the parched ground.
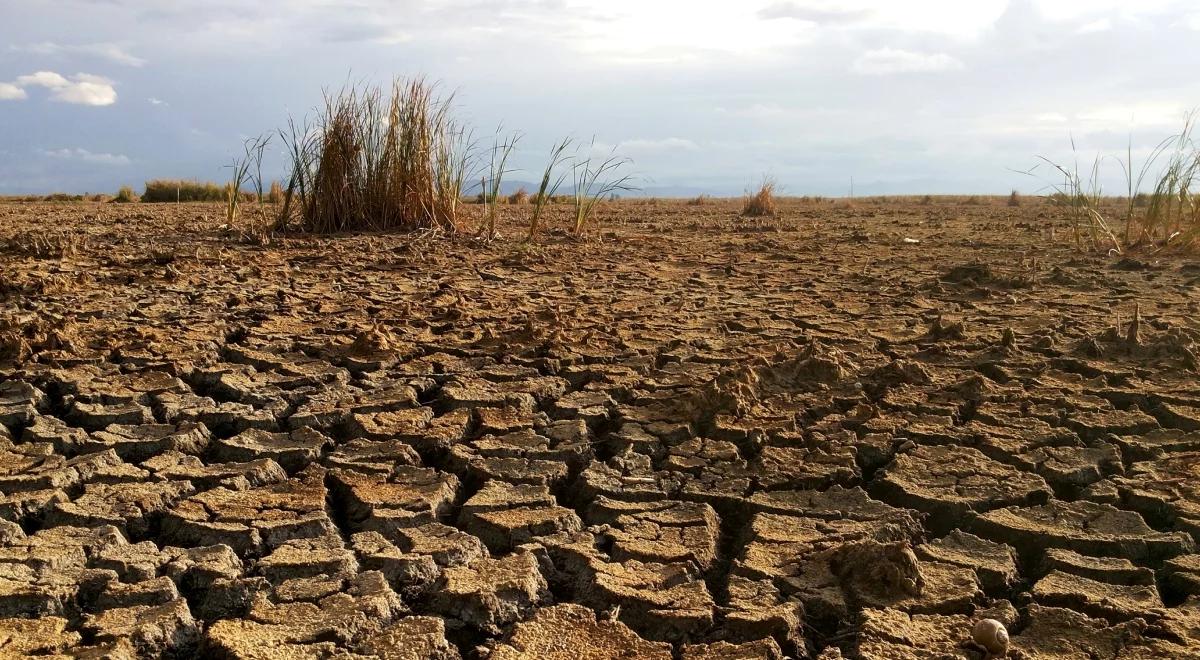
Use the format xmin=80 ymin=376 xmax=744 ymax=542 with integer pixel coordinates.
xmin=2 ymin=198 xmax=1200 ymax=659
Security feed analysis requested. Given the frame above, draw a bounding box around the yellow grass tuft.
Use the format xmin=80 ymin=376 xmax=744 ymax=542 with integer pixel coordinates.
xmin=142 ymin=180 xmax=225 ymax=203
xmin=277 ymin=78 xmax=472 ymax=234
xmin=114 ymin=186 xmax=138 ymax=203
xmin=742 ymin=178 xmax=777 ymax=217
xmin=508 ymin=187 xmax=530 ymax=205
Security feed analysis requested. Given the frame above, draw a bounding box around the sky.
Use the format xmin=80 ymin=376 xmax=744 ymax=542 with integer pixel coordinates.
xmin=2 ymin=0 xmax=1199 ymax=196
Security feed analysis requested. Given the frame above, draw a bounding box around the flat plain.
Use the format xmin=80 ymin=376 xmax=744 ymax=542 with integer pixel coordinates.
xmin=2 ymin=197 xmax=1200 ymax=659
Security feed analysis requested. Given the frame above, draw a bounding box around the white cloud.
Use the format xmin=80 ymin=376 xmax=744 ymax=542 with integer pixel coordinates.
xmin=0 ymin=83 xmax=27 ymax=100
xmin=1077 ymin=18 xmax=1112 ymax=33
xmin=757 ymin=2 xmax=872 ymax=24
xmin=12 ymin=71 xmax=118 ymax=106
xmin=148 ymin=97 xmax=167 ymax=106
xmin=717 ymin=103 xmax=788 ymax=119
xmin=40 ymin=148 xmax=131 ymax=165
xmin=13 ymin=42 xmax=146 ymax=67
xmin=757 ymin=0 xmax=1007 ymax=38
xmin=1029 ymin=0 xmax=1178 ymax=22
xmin=16 ymin=71 xmax=70 ymax=88
xmin=851 ymin=48 xmax=965 ymax=75
xmin=1075 ymin=102 xmax=1188 ymax=129
xmin=617 ymin=138 xmax=700 ymax=153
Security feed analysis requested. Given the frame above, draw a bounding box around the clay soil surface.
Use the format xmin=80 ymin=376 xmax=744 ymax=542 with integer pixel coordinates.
xmin=2 ymin=198 xmax=1200 ymax=659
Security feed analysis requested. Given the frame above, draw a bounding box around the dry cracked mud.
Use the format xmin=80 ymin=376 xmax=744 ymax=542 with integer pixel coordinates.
xmin=2 ymin=198 xmax=1200 ymax=658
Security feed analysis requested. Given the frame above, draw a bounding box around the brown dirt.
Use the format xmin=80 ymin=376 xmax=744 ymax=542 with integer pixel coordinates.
xmin=2 ymin=198 xmax=1200 ymax=658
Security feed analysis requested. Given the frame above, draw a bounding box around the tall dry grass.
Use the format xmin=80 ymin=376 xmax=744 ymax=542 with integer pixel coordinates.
xmin=742 ymin=177 xmax=778 ymax=217
xmin=114 ymin=186 xmax=137 ymax=203
xmin=1136 ymin=119 xmax=1200 ymax=248
xmin=570 ymin=141 xmax=635 ymax=236
xmin=142 ymin=180 xmax=225 ymax=203
xmin=225 ymin=135 xmax=271 ymax=226
xmin=1032 ymin=115 xmax=1200 ymax=253
xmin=482 ymin=129 xmax=520 ymax=239
xmin=527 ymin=137 xmax=572 ymax=241
xmin=277 ymin=78 xmax=473 ymax=234
xmin=508 ymin=188 xmax=529 ymax=205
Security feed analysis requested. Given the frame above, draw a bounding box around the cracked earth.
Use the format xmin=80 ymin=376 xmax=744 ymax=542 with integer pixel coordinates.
xmin=2 ymin=198 xmax=1200 ymax=659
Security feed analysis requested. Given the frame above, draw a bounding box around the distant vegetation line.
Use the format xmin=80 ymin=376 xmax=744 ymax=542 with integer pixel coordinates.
xmin=0 ymin=191 xmax=1159 ymax=206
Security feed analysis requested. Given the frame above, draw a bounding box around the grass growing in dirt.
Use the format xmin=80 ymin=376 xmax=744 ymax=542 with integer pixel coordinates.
xmin=1138 ymin=120 xmax=1200 ymax=249
xmin=527 ymin=137 xmax=572 ymax=241
xmin=142 ymin=180 xmax=226 ymax=203
xmin=277 ymin=78 xmax=473 ymax=234
xmin=114 ymin=186 xmax=137 ymax=203
xmin=742 ymin=178 xmax=777 ymax=217
xmin=1033 ymin=115 xmax=1200 ymax=253
xmin=570 ymin=141 xmax=635 ymax=236
xmin=224 ymin=135 xmax=271 ymax=229
xmin=482 ymin=129 xmax=520 ymax=239
xmin=180 ymin=76 xmax=644 ymax=239
xmin=508 ymin=188 xmax=529 ymax=205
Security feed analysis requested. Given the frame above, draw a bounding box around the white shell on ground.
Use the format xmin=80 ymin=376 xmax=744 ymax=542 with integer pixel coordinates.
xmin=972 ymin=618 xmax=1009 ymax=655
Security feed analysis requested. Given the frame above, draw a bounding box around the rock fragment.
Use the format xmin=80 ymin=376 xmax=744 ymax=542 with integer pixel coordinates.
xmin=430 ymin=551 xmax=549 ymax=635
xmin=162 ymin=467 xmax=337 ymax=555
xmin=872 ymin=444 xmax=1051 ymax=530
xmin=972 ymin=500 xmax=1195 ymax=563
xmin=209 ymin=427 xmax=331 ymax=473
xmin=490 ymin=603 xmax=671 ymax=659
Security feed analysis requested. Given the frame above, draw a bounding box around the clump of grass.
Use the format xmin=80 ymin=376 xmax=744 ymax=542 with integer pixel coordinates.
xmin=225 ymin=135 xmax=271 ymax=226
xmin=1007 ymin=190 xmax=1021 ymax=207
xmin=1027 ymin=115 xmax=1200 ymax=253
xmin=142 ymin=180 xmax=225 ymax=203
xmin=570 ymin=140 xmax=635 ymax=236
xmin=527 ymin=137 xmax=572 ymax=241
xmin=686 ymin=194 xmax=711 ymax=206
xmin=742 ymin=177 xmax=777 ymax=217
xmin=1037 ymin=147 xmax=1121 ymax=252
xmin=1135 ymin=118 xmax=1200 ymax=249
xmin=114 ymin=186 xmax=137 ymax=203
xmin=508 ymin=188 xmax=529 ymax=205
xmin=267 ymin=180 xmax=284 ymax=204
xmin=481 ymin=129 xmax=520 ymax=239
xmin=277 ymin=78 xmax=473 ymax=234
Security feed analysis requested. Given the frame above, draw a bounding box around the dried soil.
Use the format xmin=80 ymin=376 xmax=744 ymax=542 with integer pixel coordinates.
xmin=2 ymin=198 xmax=1200 ymax=658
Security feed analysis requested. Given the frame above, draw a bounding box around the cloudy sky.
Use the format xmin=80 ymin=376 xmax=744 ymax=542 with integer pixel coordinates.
xmin=3 ymin=0 xmax=1199 ymax=195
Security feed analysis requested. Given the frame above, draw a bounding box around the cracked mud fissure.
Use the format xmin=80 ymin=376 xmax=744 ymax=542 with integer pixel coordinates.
xmin=1 ymin=199 xmax=1200 ymax=659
